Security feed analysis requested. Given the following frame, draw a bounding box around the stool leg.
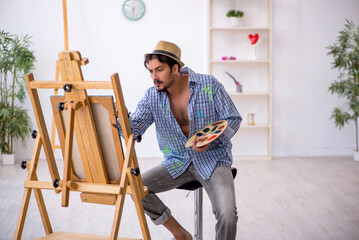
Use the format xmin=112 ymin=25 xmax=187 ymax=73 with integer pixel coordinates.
xmin=194 ymin=187 xmax=203 ymax=240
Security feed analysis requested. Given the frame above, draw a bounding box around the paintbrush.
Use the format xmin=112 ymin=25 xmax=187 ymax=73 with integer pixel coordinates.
xmin=225 ymin=71 xmax=239 ymax=85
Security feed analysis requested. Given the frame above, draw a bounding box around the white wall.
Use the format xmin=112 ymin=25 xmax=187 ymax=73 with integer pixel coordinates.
xmin=273 ymin=0 xmax=359 ymax=157
xmin=0 ymin=0 xmax=358 ymax=160
xmin=0 ymin=0 xmax=207 ymax=160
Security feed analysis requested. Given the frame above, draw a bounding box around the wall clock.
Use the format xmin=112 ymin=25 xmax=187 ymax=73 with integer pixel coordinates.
xmin=122 ymin=0 xmax=146 ymax=21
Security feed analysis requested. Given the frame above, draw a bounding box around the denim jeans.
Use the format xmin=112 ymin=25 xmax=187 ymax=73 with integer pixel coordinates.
xmin=141 ymin=163 xmax=238 ymax=240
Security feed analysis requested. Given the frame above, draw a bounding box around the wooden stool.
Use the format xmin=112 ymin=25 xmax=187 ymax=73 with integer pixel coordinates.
xmin=177 ymin=167 xmax=237 ymax=240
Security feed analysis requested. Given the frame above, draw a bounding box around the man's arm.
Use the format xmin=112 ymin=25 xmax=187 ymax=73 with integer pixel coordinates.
xmin=213 ymin=80 xmax=242 ymax=142
xmin=192 ymin=79 xmax=241 ymax=152
xmin=117 ymin=90 xmax=154 ymax=137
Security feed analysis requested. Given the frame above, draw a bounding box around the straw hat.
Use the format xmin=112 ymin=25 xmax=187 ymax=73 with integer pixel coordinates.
xmin=145 ymin=41 xmax=185 ymax=68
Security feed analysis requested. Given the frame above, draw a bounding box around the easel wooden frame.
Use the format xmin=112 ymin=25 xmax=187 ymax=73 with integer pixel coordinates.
xmin=50 ymin=0 xmax=69 ymax=151
xmin=14 ymin=51 xmax=151 ymax=240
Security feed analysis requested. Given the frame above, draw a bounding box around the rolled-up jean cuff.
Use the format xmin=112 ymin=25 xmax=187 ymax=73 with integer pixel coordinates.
xmin=152 ymin=207 xmax=171 ymax=225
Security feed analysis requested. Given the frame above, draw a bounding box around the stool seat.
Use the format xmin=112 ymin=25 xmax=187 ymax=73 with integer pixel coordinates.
xmin=177 ymin=167 xmax=237 ymax=190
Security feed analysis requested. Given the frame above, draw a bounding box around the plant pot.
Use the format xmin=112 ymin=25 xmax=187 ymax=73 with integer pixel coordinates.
xmin=2 ymin=153 xmax=15 ymax=165
xmin=228 ymin=17 xmax=240 ymax=27
xmin=354 ymin=151 xmax=359 ymax=161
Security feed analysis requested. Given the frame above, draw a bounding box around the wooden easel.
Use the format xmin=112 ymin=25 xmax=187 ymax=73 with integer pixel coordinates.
xmin=14 ymin=51 xmax=151 ymax=240
xmin=50 ymin=0 xmax=69 ymax=151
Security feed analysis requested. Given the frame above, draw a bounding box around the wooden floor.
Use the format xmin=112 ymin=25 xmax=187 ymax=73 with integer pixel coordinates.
xmin=1 ymin=156 xmax=359 ymax=240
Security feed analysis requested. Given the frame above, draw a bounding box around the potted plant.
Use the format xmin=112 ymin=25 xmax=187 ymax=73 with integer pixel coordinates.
xmin=327 ymin=20 xmax=359 ymax=161
xmin=226 ymin=9 xmax=244 ymax=27
xmin=0 ymin=30 xmax=35 ymax=165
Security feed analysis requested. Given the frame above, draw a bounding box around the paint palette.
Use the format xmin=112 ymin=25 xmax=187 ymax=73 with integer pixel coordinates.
xmin=185 ymin=120 xmax=228 ymax=148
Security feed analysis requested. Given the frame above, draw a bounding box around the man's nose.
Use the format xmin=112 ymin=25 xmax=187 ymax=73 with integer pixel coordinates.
xmin=151 ymin=71 xmax=158 ymax=80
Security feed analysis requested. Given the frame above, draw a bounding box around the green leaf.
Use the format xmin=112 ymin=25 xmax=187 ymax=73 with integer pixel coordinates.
xmin=330 ymin=107 xmax=351 ymax=129
xmin=327 ymin=20 xmax=359 ymax=136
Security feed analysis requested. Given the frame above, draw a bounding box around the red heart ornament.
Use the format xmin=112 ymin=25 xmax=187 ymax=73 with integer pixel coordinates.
xmin=249 ymin=34 xmax=259 ymax=45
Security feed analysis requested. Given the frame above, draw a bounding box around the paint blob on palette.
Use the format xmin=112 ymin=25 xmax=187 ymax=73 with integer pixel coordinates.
xmin=185 ymin=120 xmax=228 ymax=148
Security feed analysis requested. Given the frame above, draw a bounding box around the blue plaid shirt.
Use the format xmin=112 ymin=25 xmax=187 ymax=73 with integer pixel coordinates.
xmin=129 ymin=67 xmax=241 ymax=179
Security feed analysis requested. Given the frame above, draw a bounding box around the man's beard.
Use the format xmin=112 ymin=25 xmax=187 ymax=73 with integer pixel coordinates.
xmin=154 ymin=81 xmax=167 ymax=92
xmin=154 ymin=76 xmax=175 ymax=92
xmin=157 ymin=87 xmax=167 ymax=92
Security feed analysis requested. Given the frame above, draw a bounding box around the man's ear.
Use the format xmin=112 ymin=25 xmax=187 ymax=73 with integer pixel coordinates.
xmin=172 ymin=64 xmax=179 ymax=74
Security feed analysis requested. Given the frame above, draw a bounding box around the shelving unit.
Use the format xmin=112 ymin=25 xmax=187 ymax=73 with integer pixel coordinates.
xmin=207 ymin=0 xmax=272 ymax=159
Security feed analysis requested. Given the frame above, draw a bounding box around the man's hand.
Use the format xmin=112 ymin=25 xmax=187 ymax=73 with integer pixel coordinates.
xmin=193 ymin=136 xmax=210 ymax=152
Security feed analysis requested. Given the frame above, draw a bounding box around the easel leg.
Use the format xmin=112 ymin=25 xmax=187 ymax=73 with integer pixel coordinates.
xmin=33 ymin=136 xmax=53 ymax=234
xmin=14 ymin=134 xmax=53 ymax=239
xmin=110 ymin=179 xmax=128 ymax=240
xmin=15 ymin=176 xmax=53 ymax=238
xmin=130 ymin=153 xmax=146 ymax=200
xmin=14 ymin=187 xmax=33 ymax=240
xmin=50 ymin=65 xmax=60 ymax=150
xmin=110 ymin=136 xmax=136 ymax=240
xmin=34 ymin=178 xmax=53 ymax=235
xmin=127 ymin=170 xmax=151 ymax=240
xmin=62 ymin=106 xmax=75 ymax=207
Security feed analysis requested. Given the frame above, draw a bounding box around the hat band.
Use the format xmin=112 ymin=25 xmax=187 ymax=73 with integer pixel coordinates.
xmin=152 ymin=50 xmax=180 ymax=61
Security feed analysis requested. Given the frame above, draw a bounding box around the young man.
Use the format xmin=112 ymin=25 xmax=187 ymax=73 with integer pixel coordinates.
xmin=129 ymin=41 xmax=241 ymax=240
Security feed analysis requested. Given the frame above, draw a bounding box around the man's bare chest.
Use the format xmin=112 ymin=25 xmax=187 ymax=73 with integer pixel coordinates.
xmin=170 ymin=101 xmax=189 ymax=126
xmin=168 ymin=92 xmax=191 ymax=136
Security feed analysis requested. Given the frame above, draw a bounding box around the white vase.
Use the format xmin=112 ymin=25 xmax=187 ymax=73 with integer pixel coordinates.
xmin=249 ymin=45 xmax=257 ymax=60
xmin=3 ymin=153 xmax=15 ymax=165
xmin=354 ymin=151 xmax=359 ymax=161
xmin=228 ymin=17 xmax=240 ymax=27
xmin=236 ymin=83 xmax=243 ymax=92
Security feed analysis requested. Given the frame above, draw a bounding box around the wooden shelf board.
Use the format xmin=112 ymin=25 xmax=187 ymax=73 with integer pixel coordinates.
xmin=210 ymin=27 xmax=270 ymax=31
xmin=240 ymin=123 xmax=270 ymax=129
xmin=233 ymin=155 xmax=272 ymax=161
xmin=229 ymin=91 xmax=270 ymax=96
xmin=210 ymin=59 xmax=270 ymax=64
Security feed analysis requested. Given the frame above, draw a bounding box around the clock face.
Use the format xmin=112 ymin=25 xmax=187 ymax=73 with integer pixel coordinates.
xmin=122 ymin=0 xmax=145 ymax=21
